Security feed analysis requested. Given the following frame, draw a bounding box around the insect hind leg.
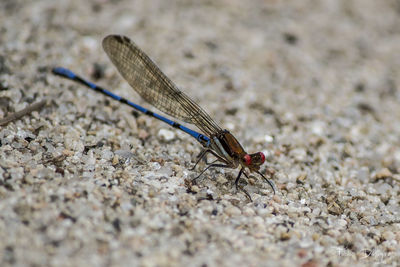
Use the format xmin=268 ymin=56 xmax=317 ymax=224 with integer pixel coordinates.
xmin=234 ymin=168 xmax=252 ymax=201
xmin=190 ymin=149 xmax=213 ymax=171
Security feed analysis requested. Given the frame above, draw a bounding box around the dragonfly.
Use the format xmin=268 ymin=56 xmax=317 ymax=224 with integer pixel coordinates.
xmin=53 ymin=35 xmax=276 ymax=200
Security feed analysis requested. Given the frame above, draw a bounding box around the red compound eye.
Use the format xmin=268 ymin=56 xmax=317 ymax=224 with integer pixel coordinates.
xmin=259 ymin=152 xmax=265 ymax=164
xmin=244 ymin=154 xmax=252 ymax=166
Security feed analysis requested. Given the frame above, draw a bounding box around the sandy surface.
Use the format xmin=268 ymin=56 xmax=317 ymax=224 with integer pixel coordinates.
xmin=1 ymin=0 xmax=399 ymax=266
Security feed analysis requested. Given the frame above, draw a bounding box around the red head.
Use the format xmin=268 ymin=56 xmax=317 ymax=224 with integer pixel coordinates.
xmin=242 ymin=152 xmax=265 ymax=170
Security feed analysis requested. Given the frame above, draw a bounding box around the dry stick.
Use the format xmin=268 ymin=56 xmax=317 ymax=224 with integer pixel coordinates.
xmin=0 ymin=99 xmax=47 ymax=126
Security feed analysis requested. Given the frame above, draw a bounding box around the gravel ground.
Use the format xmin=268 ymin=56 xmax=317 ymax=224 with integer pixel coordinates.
xmin=1 ymin=0 xmax=400 ymax=266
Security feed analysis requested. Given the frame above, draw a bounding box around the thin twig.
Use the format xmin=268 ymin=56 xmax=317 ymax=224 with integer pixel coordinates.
xmin=0 ymin=99 xmax=47 ymax=126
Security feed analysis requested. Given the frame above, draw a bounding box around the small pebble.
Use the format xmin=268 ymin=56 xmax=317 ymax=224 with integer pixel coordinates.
xmin=225 ymin=206 xmax=242 ymax=216
xmin=374 ymin=168 xmax=392 ymax=180
xmin=157 ymin=129 xmax=175 ymax=142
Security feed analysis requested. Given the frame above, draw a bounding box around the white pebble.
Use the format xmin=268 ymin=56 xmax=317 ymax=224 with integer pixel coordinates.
xmin=264 ymin=135 xmax=274 ymax=143
xmin=337 ymin=219 xmax=347 ymax=228
xmin=311 ymin=121 xmax=325 ymax=136
xmin=157 ymin=129 xmax=175 ymax=142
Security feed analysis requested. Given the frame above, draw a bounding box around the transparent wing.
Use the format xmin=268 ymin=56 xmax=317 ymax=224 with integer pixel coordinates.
xmin=102 ymin=35 xmax=221 ymax=136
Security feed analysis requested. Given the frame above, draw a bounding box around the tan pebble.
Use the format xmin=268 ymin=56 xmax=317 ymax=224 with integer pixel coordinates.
xmin=243 ymin=207 xmax=255 ymax=216
xmin=64 ymin=191 xmax=74 ymax=200
xmin=216 ymin=175 xmax=228 ymax=184
xmin=385 ymin=242 xmax=397 ymax=252
xmin=327 ymin=229 xmax=340 ymax=237
xmin=253 ymin=232 xmax=268 ymax=239
xmin=301 ymin=259 xmax=318 ymax=267
xmin=382 ymin=230 xmax=395 ymax=241
xmin=183 ymin=219 xmax=193 ymax=228
xmin=225 ymin=206 xmax=241 ymax=216
xmin=272 ymin=194 xmax=281 ymax=203
xmin=395 ymin=231 xmax=400 ymax=242
xmin=296 ymin=173 xmax=307 ymax=184
xmin=327 ymin=201 xmax=342 ymax=215
xmin=375 ymin=168 xmax=392 ymax=180
xmin=112 ymin=155 xmax=119 ymax=165
xmin=312 ymin=233 xmax=320 ymax=241
xmin=148 ymin=188 xmax=156 ymax=198
xmin=280 ymin=232 xmax=291 ymax=241
xmin=62 ymin=149 xmax=74 ymax=156
xmin=190 ymin=185 xmax=200 ymax=193
xmin=338 ymin=232 xmax=352 ymax=244
xmin=172 ymin=165 xmax=183 ymax=173
xmin=138 ymin=129 xmax=149 ymax=140
xmin=247 ymin=177 xmax=256 ymax=185
xmin=23 ymin=175 xmax=35 ymax=185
